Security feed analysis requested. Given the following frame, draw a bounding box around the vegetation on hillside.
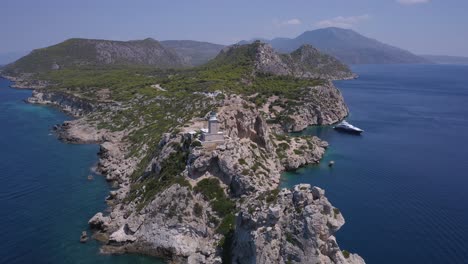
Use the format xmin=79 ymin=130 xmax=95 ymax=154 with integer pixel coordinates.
xmin=3 ymin=38 xmax=187 ymax=74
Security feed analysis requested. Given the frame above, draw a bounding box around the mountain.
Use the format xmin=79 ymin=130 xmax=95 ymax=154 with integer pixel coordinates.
xmin=160 ymin=40 xmax=225 ymax=66
xmin=420 ymin=55 xmax=468 ymax=65
xmin=3 ymin=38 xmax=188 ymax=75
xmin=242 ymin=27 xmax=429 ymax=65
xmin=207 ymin=41 xmax=355 ymax=80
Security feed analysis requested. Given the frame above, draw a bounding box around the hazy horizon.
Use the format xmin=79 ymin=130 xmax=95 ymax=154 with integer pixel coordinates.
xmin=2 ymin=0 xmax=468 ymax=61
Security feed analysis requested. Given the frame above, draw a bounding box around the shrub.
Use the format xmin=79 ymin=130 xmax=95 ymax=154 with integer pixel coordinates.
xmin=293 ymin=149 xmax=303 ymax=155
xmin=333 ymin=208 xmax=341 ymax=219
xmin=285 ymin=232 xmax=295 ymax=244
xmin=191 ymin=140 xmax=202 ymax=148
xmin=216 ymin=213 xmax=236 ymax=235
xmin=194 ymin=178 xmax=235 ymax=216
xmin=252 ymin=162 xmax=260 ymax=172
xmin=265 ymin=189 xmax=280 ymax=204
xmin=193 ymin=203 xmax=203 ymax=217
xmin=278 ymin=142 xmax=290 ymax=150
xmin=194 ymin=178 xmax=224 ymax=200
xmin=342 ymin=250 xmax=350 ymax=259
xmin=238 ymin=158 xmax=247 ymax=165
xmin=212 ymin=198 xmax=236 ymax=215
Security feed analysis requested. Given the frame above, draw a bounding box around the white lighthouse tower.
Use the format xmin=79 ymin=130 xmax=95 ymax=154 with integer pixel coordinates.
xmin=208 ymin=111 xmax=219 ymax=134
xmin=203 ymin=111 xmax=224 ymax=143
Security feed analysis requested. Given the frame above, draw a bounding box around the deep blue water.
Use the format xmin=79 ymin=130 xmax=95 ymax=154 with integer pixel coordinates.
xmin=2 ymin=64 xmax=468 ymax=264
xmin=283 ymin=64 xmax=468 ymax=263
xmin=0 ymin=78 xmax=161 ymax=263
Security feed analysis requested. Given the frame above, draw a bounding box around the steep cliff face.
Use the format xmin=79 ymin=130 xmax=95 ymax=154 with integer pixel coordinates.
xmin=27 ymin=90 xmax=97 ymax=117
xmin=262 ymin=81 xmax=349 ymax=133
xmin=232 ymin=184 xmax=365 ymax=264
xmin=280 ymin=82 xmax=349 ymax=132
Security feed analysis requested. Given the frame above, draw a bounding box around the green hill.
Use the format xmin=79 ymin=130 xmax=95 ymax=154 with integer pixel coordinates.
xmin=205 ymin=41 xmax=354 ymax=80
xmin=3 ymin=38 xmax=188 ymax=75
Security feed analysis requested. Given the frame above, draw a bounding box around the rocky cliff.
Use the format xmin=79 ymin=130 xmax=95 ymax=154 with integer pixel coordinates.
xmin=253 ymin=43 xmax=356 ymax=80
xmin=209 ymin=41 xmax=355 ymax=81
xmin=232 ymin=184 xmax=364 ymax=264
xmin=80 ymin=93 xmax=361 ymax=263
xmin=27 ymin=90 xmax=97 ymax=117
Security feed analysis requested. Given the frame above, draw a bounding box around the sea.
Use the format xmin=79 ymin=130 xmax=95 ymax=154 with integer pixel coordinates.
xmin=283 ymin=64 xmax=468 ymax=263
xmin=1 ymin=64 xmax=467 ymax=264
xmin=0 ymin=77 xmax=162 ymax=263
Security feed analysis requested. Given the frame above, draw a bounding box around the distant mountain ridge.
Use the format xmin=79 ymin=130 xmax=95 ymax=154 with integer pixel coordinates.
xmin=420 ymin=55 xmax=468 ymax=65
xmin=160 ymin=40 xmax=225 ymax=66
xmin=241 ymin=27 xmax=429 ymax=65
xmin=3 ymin=38 xmax=189 ymax=75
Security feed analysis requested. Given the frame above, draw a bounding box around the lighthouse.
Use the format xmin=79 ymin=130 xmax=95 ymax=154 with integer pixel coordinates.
xmin=208 ymin=111 xmax=219 ymax=134
xmin=202 ymin=111 xmax=224 ymax=143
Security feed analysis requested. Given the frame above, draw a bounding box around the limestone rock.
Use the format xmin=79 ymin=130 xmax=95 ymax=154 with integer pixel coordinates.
xmin=89 ymin=212 xmax=110 ymax=231
xmin=232 ymin=185 xmax=364 ymax=264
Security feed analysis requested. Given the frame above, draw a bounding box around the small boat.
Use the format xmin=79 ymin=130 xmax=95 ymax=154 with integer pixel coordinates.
xmin=334 ymin=120 xmax=364 ymax=134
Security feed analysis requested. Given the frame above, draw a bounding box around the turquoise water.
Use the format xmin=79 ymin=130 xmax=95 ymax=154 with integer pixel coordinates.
xmin=283 ymin=64 xmax=468 ymax=263
xmin=0 ymin=78 xmax=161 ymax=263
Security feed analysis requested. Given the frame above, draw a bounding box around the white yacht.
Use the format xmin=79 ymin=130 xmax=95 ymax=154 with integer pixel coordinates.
xmin=334 ymin=120 xmax=364 ymax=134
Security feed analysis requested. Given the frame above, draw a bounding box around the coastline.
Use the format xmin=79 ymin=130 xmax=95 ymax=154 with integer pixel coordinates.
xmin=2 ymin=73 xmax=364 ymax=264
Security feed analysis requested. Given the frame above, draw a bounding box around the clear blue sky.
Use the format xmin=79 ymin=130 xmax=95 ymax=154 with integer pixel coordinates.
xmin=2 ymin=0 xmax=467 ymax=56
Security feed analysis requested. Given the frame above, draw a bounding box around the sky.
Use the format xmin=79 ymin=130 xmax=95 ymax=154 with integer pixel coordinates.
xmin=1 ymin=0 xmax=468 ymax=58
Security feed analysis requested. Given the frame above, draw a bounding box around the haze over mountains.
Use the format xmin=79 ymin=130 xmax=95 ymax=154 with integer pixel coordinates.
xmin=240 ymin=27 xmax=429 ymax=65
xmin=5 ymin=27 xmax=467 ymax=72
xmin=160 ymin=40 xmax=224 ymax=66
xmin=419 ymin=55 xmax=468 ymax=65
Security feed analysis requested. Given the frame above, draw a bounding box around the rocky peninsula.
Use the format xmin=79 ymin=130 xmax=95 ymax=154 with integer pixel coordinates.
xmin=2 ymin=41 xmax=364 ymax=264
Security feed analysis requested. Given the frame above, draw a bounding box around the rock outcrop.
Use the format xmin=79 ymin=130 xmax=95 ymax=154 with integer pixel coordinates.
xmin=261 ymin=81 xmax=349 ymax=132
xmin=84 ymin=94 xmax=362 ymax=263
xmin=231 ymin=184 xmax=365 ymax=264
xmin=103 ymin=184 xmax=221 ymax=263
xmin=215 ymin=41 xmax=355 ymax=81
xmin=1 ymin=74 xmax=49 ymax=89
xmin=279 ymin=82 xmax=349 ymax=132
xmin=27 ymin=90 xmax=97 ymax=117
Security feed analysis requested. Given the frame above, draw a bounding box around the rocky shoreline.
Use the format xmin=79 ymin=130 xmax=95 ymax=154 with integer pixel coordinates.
xmin=7 ymin=73 xmax=364 ymax=264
